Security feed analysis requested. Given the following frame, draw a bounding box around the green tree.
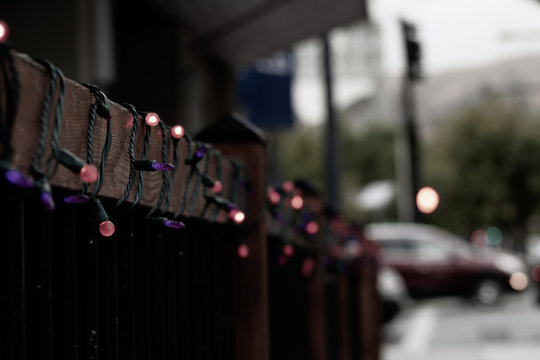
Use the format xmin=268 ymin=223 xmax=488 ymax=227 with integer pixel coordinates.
xmin=423 ymin=91 xmax=540 ymax=249
xmin=341 ymin=125 xmax=395 ymax=186
xmin=341 ymin=124 xmax=396 ymax=220
xmin=276 ymin=122 xmax=396 ymax=220
xmin=276 ymin=125 xmax=324 ymax=186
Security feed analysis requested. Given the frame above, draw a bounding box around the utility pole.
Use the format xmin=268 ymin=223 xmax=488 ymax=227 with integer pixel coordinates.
xmin=322 ymin=34 xmax=340 ymax=212
xmin=396 ymin=20 xmax=421 ymax=222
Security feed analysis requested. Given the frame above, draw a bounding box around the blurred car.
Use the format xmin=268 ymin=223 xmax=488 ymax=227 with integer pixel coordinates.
xmin=365 ymin=222 xmax=529 ymax=306
xmin=525 ymin=236 xmax=540 ymax=303
xmin=377 ymin=265 xmax=409 ymax=323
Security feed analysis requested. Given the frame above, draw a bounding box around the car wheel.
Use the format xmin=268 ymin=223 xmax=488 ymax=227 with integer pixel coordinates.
xmin=473 ymin=278 xmax=502 ymax=306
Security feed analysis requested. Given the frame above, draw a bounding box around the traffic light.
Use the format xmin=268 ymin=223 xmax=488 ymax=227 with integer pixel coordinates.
xmin=401 ymin=20 xmax=422 ymax=80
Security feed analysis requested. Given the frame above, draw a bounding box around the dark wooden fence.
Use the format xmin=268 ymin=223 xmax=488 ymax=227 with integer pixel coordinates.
xmin=0 ymin=45 xmax=381 ymax=360
xmin=1 ymin=187 xmax=238 ymax=359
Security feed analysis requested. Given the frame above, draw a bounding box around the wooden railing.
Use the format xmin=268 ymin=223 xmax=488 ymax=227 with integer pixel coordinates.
xmin=0 ymin=45 xmax=381 ymax=360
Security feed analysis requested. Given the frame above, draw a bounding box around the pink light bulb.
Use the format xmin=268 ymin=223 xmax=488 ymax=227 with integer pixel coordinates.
xmin=230 ymin=209 xmax=245 ymax=224
xmin=79 ymin=164 xmax=98 ymax=183
xmin=211 ymin=180 xmax=223 ymax=193
xmin=268 ymin=189 xmax=280 ymax=205
xmin=171 ymin=125 xmax=185 ymax=139
xmin=237 ymin=244 xmax=250 ymax=258
xmin=282 ymin=181 xmax=295 ymax=193
xmin=125 ymin=114 xmax=134 ymax=129
xmin=291 ymin=195 xmax=303 ymax=210
xmin=99 ymin=220 xmax=115 ymax=237
xmin=283 ymin=244 xmax=295 ymax=257
xmin=306 ymin=221 xmax=319 ymax=235
xmin=145 ymin=112 xmax=160 ymax=127
xmin=301 ymin=258 xmax=315 ymax=277
xmin=0 ymin=21 xmax=9 ymax=43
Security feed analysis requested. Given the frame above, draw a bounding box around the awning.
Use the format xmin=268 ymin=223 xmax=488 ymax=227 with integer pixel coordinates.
xmin=154 ymin=0 xmax=369 ymax=66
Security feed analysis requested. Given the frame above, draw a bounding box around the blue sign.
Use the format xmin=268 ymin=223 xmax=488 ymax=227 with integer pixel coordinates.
xmin=236 ymin=51 xmax=295 ymax=130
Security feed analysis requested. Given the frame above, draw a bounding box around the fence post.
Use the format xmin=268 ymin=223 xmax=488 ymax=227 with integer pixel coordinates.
xmin=336 ymin=273 xmax=352 ymax=360
xmin=300 ymin=185 xmax=327 ymax=360
xmin=357 ymin=256 xmax=381 ymax=360
xmin=195 ymin=113 xmax=270 ymax=360
xmin=307 ymin=256 xmax=327 ymax=360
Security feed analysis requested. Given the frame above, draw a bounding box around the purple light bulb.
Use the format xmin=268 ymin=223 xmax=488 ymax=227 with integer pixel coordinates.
xmin=40 ymin=191 xmax=55 ymax=212
xmin=5 ymin=169 xmax=34 ymax=189
xmin=164 ymin=219 xmax=186 ymax=229
xmin=64 ymin=194 xmax=90 ymax=204
xmin=195 ymin=145 xmax=207 ymax=158
xmin=151 ymin=162 xmax=175 ymax=171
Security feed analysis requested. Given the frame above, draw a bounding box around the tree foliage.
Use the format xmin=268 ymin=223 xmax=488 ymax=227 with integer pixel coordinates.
xmin=423 ymin=91 xmax=540 ymax=245
xmin=276 ymin=122 xmax=396 ymax=218
xmin=277 ymin=90 xmax=540 ymax=250
xmin=276 ymin=125 xmax=324 ymax=187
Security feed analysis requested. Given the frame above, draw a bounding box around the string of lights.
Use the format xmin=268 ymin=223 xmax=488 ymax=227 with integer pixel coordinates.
xmin=0 ymin=20 xmax=370 ymax=266
xmin=0 ymin=21 xmax=249 ymax=251
xmin=0 ymin=38 xmax=35 ymax=189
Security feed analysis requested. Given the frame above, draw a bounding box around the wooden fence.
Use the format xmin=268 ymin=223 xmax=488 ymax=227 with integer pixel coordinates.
xmin=0 ymin=42 xmax=381 ymax=360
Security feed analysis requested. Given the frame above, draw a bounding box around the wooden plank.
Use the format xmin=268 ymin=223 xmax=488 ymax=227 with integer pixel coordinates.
xmin=7 ymin=51 xmax=240 ymax=222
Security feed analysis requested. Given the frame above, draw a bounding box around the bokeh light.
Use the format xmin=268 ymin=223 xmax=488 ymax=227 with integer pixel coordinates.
xmin=416 ymin=186 xmax=439 ymax=214
xmin=237 ymin=244 xmax=249 ymax=258
xmin=0 ymin=21 xmax=9 ymax=43
xmin=230 ymin=209 xmax=245 ymax=224
xmin=301 ymin=257 xmax=315 ymax=276
xmin=471 ymin=229 xmax=487 ymax=248
xmin=532 ymin=265 xmax=540 ymax=282
xmin=291 ymin=195 xmax=304 ymax=210
xmin=283 ymin=244 xmax=295 ymax=257
xmin=306 ymin=221 xmax=319 ymax=235
xmin=282 ymin=180 xmax=295 ymax=193
xmin=486 ymin=226 xmax=503 ymax=246
xmin=509 ymin=271 xmax=529 ymax=291
xmin=268 ymin=188 xmax=281 ymax=205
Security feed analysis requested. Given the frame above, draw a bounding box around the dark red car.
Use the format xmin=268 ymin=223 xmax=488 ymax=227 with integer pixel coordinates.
xmin=365 ymin=222 xmax=529 ymax=306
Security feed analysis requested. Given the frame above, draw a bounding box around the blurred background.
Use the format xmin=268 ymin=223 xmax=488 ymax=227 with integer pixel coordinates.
xmin=4 ymin=0 xmax=540 ymax=358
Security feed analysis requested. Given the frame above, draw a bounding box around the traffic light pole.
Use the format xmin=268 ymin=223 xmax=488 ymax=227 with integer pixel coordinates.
xmin=322 ymin=34 xmax=340 ymax=213
xmin=396 ymin=20 xmax=421 ymax=223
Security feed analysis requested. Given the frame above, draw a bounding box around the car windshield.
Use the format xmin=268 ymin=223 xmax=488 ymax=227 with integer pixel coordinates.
xmin=366 ymin=223 xmax=472 ymax=259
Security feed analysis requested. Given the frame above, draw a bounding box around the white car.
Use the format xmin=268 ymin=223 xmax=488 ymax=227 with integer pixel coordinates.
xmin=378 ymin=265 xmax=409 ymax=323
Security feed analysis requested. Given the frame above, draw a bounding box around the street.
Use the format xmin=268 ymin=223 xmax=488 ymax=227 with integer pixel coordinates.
xmin=381 ymin=288 xmax=540 ymax=360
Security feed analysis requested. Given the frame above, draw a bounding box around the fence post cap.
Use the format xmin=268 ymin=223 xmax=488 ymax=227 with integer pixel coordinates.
xmin=194 ymin=112 xmax=268 ymax=145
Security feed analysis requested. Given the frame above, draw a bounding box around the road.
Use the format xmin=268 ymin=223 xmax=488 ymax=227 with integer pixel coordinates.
xmin=381 ymin=288 xmax=540 ymax=360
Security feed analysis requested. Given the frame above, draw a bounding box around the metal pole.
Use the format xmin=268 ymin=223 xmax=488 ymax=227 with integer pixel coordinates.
xmin=396 ymin=20 xmax=421 ymax=223
xmin=322 ymin=34 xmax=340 ymax=212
